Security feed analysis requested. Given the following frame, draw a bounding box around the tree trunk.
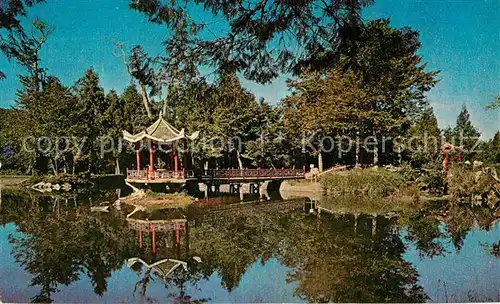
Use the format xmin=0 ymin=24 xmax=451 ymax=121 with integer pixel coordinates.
xmin=355 ymin=131 xmax=360 ymax=168
xmin=25 ymin=160 xmax=33 ymax=175
xmin=62 ymin=155 xmax=68 ymax=173
xmin=236 ymin=150 xmax=244 ymax=170
xmin=115 ymin=157 xmax=121 ymax=174
xmin=139 ymin=83 xmax=153 ymax=119
xmin=318 ymin=152 xmax=323 ymax=172
xmin=373 ymin=129 xmax=379 ymax=165
xmin=162 ymin=94 xmax=168 ymax=118
xmin=355 ymin=144 xmax=360 ymax=168
xmin=50 ymin=158 xmax=57 ymax=175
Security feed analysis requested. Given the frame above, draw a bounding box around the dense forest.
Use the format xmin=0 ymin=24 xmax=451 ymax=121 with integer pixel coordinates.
xmin=0 ymin=0 xmax=498 ymax=176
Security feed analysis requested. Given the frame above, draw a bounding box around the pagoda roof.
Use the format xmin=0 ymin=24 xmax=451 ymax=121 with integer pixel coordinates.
xmin=123 ymin=115 xmax=199 ymax=143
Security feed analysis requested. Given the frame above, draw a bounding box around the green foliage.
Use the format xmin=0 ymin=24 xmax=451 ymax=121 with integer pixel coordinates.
xmin=447 ymin=164 xmax=499 ymax=199
xmin=0 ymin=3 xmax=495 ymax=179
xmin=479 ymin=131 xmax=500 ymax=164
xmin=407 ymin=106 xmax=441 ymax=168
xmin=320 ymin=168 xmax=409 ymax=198
xmin=0 ymin=1 xmax=46 ymax=79
xmin=444 ymin=105 xmax=481 ymax=161
xmin=170 ymin=72 xmax=282 ymax=169
xmin=129 ymin=0 xmax=374 ymax=83
xmin=417 ymin=169 xmax=445 ymax=194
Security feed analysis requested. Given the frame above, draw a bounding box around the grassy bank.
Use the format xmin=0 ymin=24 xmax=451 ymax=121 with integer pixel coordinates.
xmin=320 ymin=168 xmax=413 ymax=198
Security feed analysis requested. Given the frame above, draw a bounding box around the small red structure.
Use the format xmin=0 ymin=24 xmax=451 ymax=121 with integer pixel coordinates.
xmin=441 ymin=143 xmax=464 ymax=172
xmin=123 ymin=113 xmax=199 ymax=183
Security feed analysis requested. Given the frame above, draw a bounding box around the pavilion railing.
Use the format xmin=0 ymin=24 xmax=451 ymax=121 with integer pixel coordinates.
xmin=202 ymin=168 xmax=305 ymax=179
xmin=126 ymin=169 xmax=194 ymax=180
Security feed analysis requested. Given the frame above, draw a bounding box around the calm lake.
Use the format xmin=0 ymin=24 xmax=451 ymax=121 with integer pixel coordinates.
xmin=0 ymin=188 xmax=498 ymax=303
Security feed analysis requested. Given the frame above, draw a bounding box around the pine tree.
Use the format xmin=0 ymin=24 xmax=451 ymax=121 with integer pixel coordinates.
xmin=453 ymin=105 xmax=481 ymax=160
xmin=75 ymin=68 xmax=106 ymax=173
xmin=121 ymin=85 xmax=150 ymax=134
xmin=102 ymin=90 xmax=124 ymax=174
xmin=0 ymin=1 xmax=45 ymax=79
xmin=480 ymin=131 xmax=500 ymax=164
xmin=407 ymin=106 xmax=441 ymax=168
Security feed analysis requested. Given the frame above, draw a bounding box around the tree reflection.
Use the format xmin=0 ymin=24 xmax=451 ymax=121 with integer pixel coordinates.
xmin=277 ymin=214 xmax=426 ymax=302
xmin=406 ymin=212 xmax=447 ymax=258
xmin=188 ymin=203 xmax=427 ymax=302
xmin=2 ymin=190 xmax=139 ymax=302
xmin=2 ymin=189 xmax=496 ymax=303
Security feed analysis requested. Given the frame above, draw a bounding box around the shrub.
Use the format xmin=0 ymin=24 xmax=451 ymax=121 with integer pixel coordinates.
xmin=447 ymin=164 xmax=498 ymax=198
xmin=0 ymin=169 xmax=25 ymax=176
xmin=320 ymin=168 xmax=408 ymax=198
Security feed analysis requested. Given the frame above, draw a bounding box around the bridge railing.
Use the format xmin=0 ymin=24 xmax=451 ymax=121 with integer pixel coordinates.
xmin=126 ymin=169 xmax=194 ymax=180
xmin=202 ymin=168 xmax=304 ymax=179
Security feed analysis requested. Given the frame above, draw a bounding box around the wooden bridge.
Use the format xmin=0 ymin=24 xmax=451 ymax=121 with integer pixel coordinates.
xmin=126 ymin=168 xmax=305 ymax=184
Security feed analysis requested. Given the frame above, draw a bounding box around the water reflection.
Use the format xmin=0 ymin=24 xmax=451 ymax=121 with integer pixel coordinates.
xmin=0 ymin=189 xmax=498 ymax=302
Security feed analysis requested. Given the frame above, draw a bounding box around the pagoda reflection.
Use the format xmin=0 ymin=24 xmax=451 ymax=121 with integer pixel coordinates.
xmin=126 ymin=208 xmax=207 ymax=303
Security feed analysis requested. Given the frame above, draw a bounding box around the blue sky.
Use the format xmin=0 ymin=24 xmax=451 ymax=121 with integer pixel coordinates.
xmin=0 ymin=0 xmax=498 ymax=138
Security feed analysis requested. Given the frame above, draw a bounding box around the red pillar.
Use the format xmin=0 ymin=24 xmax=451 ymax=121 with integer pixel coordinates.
xmin=139 ymin=224 xmax=143 ymax=248
xmin=176 ymin=223 xmax=180 ymax=245
xmin=149 ymin=148 xmax=154 ymax=172
xmin=136 ymin=150 xmax=141 ymax=172
xmin=444 ymin=153 xmax=449 ymax=172
xmin=151 ymin=224 xmax=156 ymax=254
xmin=170 ymin=150 xmax=174 ymax=170
xmin=174 ymin=150 xmax=179 ymax=172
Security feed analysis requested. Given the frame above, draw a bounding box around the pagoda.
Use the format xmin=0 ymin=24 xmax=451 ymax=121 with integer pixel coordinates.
xmin=124 ymin=113 xmax=199 ymax=183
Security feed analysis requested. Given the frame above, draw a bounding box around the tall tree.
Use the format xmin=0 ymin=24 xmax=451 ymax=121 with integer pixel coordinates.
xmin=75 ymin=69 xmax=106 ymax=173
xmin=340 ymin=19 xmax=439 ymax=164
xmin=282 ymin=69 xmax=386 ymax=170
xmin=480 ymin=131 xmax=500 ymax=164
xmin=102 ymin=90 xmax=124 ymax=174
xmin=453 ymin=105 xmax=480 ymax=160
xmin=120 ymin=85 xmax=151 ymax=134
xmin=407 ymin=106 xmax=441 ymax=168
xmin=113 ymin=44 xmax=157 ymax=119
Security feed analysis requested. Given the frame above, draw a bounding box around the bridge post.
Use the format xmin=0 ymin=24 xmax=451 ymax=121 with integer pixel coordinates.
xmin=205 ymin=183 xmax=212 ymax=198
xmin=229 ymin=183 xmax=241 ymax=194
xmin=371 ymin=214 xmax=377 ymax=236
xmin=260 ymin=181 xmax=270 ymax=200
xmin=354 ymin=213 xmax=359 ymax=233
xmin=249 ymin=182 xmax=260 ymax=195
